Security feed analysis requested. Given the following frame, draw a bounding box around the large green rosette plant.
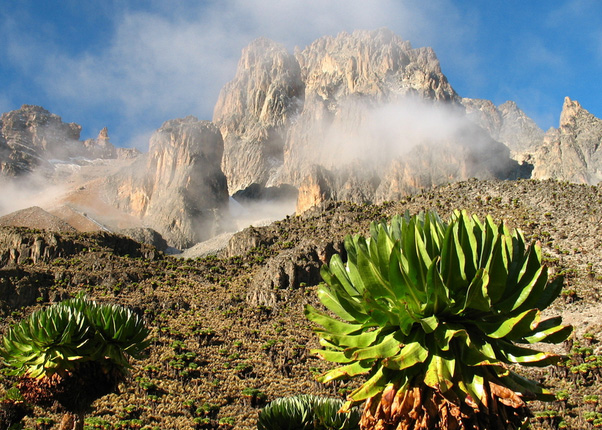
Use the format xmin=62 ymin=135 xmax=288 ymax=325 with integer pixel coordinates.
xmin=1 ymin=296 xmax=150 ymax=430
xmin=305 ymin=210 xmax=572 ymax=430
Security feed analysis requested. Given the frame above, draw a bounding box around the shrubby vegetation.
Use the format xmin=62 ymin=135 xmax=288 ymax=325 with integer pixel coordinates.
xmin=2 ymin=180 xmax=602 ymax=428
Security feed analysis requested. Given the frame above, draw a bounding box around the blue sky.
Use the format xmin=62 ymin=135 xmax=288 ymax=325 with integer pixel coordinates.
xmin=0 ymin=0 xmax=600 ymax=150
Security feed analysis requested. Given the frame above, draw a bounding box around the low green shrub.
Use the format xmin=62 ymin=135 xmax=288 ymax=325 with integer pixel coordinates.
xmin=257 ymin=394 xmax=360 ymax=430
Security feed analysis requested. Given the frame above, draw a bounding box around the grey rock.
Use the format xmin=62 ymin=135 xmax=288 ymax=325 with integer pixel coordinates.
xmin=119 ymin=227 xmax=168 ymax=251
xmin=0 ymin=105 xmax=123 ymax=178
xmin=107 ymin=117 xmax=231 ymax=249
xmin=462 ymin=98 xmax=544 ymax=154
xmin=246 ymin=240 xmax=341 ymax=307
xmin=214 ymin=38 xmax=304 ymax=193
xmin=530 ymin=97 xmax=602 ymax=184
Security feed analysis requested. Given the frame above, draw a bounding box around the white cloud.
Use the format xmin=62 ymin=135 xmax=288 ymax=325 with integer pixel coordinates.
xmin=1 ymin=0 xmax=480 ymax=148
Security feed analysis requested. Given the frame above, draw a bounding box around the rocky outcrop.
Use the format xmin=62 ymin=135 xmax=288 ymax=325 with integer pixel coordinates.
xmin=462 ymin=98 xmax=544 ymax=154
xmin=275 ymin=29 xmax=461 ymax=187
xmin=0 ymin=227 xmax=159 ymax=267
xmin=0 ymin=105 xmax=82 ymax=176
xmin=217 ymin=29 xmax=530 ymax=213
xmin=0 ymin=227 xmax=78 ymax=266
xmin=119 ymin=227 xmax=168 ymax=252
xmin=530 ymin=98 xmax=602 ymax=184
xmin=246 ymin=239 xmax=342 ymax=307
xmin=0 ymin=227 xmax=160 ymax=265
xmin=213 ymin=38 xmax=304 ymax=193
xmin=220 ymin=225 xmax=275 ymax=259
xmin=0 ymin=105 xmax=123 ymax=178
xmin=109 ymin=117 xmax=230 ymax=249
xmin=82 ymin=127 xmax=117 ymax=159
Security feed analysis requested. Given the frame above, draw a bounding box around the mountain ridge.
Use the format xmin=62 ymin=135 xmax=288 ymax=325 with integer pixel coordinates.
xmin=1 ymin=29 xmax=601 ymax=249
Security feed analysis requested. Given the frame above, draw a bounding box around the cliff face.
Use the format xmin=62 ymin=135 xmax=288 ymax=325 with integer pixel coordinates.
xmin=530 ymin=97 xmax=602 ymax=184
xmin=462 ymin=99 xmax=544 ymax=154
xmin=0 ymin=105 xmax=120 ymax=177
xmin=214 ymin=30 xmax=463 ymax=195
xmin=215 ymin=29 xmax=530 ymax=213
xmin=276 ymin=28 xmax=461 ymax=187
xmin=109 ymin=117 xmax=230 ymax=249
xmin=217 ymin=30 xmax=602 ymax=210
xmin=213 ymin=38 xmax=304 ymax=193
xmin=0 ymin=105 xmax=82 ymax=176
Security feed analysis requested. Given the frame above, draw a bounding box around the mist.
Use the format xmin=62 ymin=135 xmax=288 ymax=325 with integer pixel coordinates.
xmin=0 ymin=172 xmax=69 ymax=217
xmin=0 ymin=0 xmax=479 ymax=149
xmin=316 ymin=98 xmax=470 ymax=168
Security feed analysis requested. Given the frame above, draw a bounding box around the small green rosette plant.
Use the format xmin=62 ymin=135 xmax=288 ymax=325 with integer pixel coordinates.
xmin=1 ymin=296 xmax=150 ymax=428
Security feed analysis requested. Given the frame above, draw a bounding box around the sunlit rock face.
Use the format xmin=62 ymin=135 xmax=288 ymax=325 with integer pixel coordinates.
xmin=109 ymin=117 xmax=230 ymax=249
xmin=213 ymin=37 xmax=304 ymax=194
xmin=215 ymin=29 xmax=529 ymax=213
xmin=462 ymin=98 xmax=544 ymax=155
xmin=0 ymin=105 xmax=82 ymax=176
xmin=276 ymin=28 xmax=461 ymax=188
xmin=530 ymin=97 xmax=602 ymax=184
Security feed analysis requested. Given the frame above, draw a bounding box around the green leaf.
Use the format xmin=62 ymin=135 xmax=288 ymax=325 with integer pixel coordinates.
xmin=420 ymin=315 xmax=439 ymax=334
xmin=533 ymin=275 xmax=564 ymax=311
xmin=480 ymin=308 xmax=540 ymax=339
xmin=521 ymin=316 xmax=572 ymax=344
xmin=482 ymin=227 xmax=509 ymax=304
xmin=319 ymin=327 xmax=384 ymax=349
xmin=440 ymin=221 xmax=467 ymax=291
xmin=316 ymin=283 xmax=366 ymax=323
xmin=351 ymin=332 xmax=402 ymax=361
xmin=424 ymin=355 xmax=455 ymax=393
xmin=324 ymin=255 xmax=361 ymax=299
xmin=383 ymin=341 xmax=429 ymax=371
xmin=497 ymin=341 xmax=561 ymax=367
xmin=317 ymin=360 xmax=374 ymax=383
xmin=347 ymin=365 xmax=388 ymax=402
xmin=461 ymin=269 xmax=491 ymax=313
xmin=388 ymin=245 xmax=423 ymax=314
xmin=304 ymin=305 xmax=365 ymax=335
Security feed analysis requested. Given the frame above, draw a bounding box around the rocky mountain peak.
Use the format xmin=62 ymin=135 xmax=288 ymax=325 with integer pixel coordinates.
xmin=461 ymin=98 xmax=543 ymax=154
xmin=215 ymin=28 xmax=464 ymax=195
xmin=297 ymin=28 xmax=456 ymax=103
xmin=213 ymin=37 xmax=304 ymax=193
xmin=106 ymin=116 xmax=231 ymax=249
xmin=98 ymin=126 xmax=109 ymax=141
xmin=0 ymin=105 xmax=83 ymax=176
xmin=0 ymin=105 xmax=130 ymax=180
xmin=559 ymin=97 xmax=585 ymax=128
xmin=82 ymin=126 xmax=117 ymax=159
xmin=531 ymin=98 xmax=602 ymax=184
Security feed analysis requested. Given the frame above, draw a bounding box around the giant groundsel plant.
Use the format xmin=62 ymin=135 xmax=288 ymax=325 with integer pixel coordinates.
xmin=1 ymin=296 xmax=150 ymax=430
xmin=305 ymin=210 xmax=572 ymax=430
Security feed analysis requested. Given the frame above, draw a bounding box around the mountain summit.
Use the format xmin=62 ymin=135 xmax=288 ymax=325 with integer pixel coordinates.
xmin=1 ymin=29 xmax=601 ymax=248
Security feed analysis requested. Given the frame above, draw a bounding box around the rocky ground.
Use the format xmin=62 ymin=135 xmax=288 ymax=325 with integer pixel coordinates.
xmin=1 ymin=178 xmax=602 ymax=429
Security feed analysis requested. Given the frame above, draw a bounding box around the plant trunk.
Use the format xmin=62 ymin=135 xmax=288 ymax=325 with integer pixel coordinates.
xmin=58 ymin=412 xmax=84 ymax=430
xmin=359 ymin=383 xmax=530 ymax=430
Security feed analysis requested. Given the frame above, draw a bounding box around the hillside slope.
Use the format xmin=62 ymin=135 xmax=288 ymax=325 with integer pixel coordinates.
xmin=1 ymin=178 xmax=601 ymax=429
